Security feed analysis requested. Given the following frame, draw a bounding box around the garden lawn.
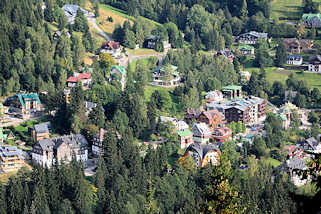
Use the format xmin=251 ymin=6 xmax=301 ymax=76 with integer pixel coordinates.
xmin=144 ymin=85 xmax=173 ymax=102
xmin=267 ymin=157 xmax=281 ymax=167
xmin=126 ymin=48 xmax=159 ymax=56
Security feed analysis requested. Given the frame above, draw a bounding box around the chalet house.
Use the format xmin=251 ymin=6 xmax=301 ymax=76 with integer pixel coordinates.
xmin=205 ymin=90 xmax=224 ymax=102
xmin=240 ymin=71 xmax=251 ymax=81
xmin=32 ymin=134 xmax=88 ymax=168
xmin=221 ymin=85 xmax=242 ymax=99
xmin=53 ymin=30 xmax=71 ymax=40
xmin=150 ymin=65 xmax=180 ymax=87
xmin=197 ymin=109 xmax=225 ymax=131
xmin=302 ymin=13 xmax=321 ymax=27
xmin=277 ymin=102 xmax=301 ymax=129
xmin=276 ymin=157 xmax=309 ymax=186
xmin=92 ymin=128 xmax=105 ymax=156
xmin=300 ymin=137 xmax=321 ymax=154
xmin=143 ymin=36 xmax=170 ymax=50
xmin=283 ymin=38 xmax=314 ymax=54
xmin=207 ymin=96 xmax=267 ymax=126
xmin=67 ymin=73 xmax=92 ymax=88
xmin=184 ymin=109 xmax=202 ymax=125
xmin=100 ymin=42 xmax=122 ymax=58
xmin=110 ymin=65 xmax=127 ymax=90
xmin=212 ymin=127 xmax=232 ymax=143
xmin=192 ymin=123 xmax=212 ymax=144
xmin=62 ymin=4 xmax=92 ymax=24
xmin=184 ymin=143 xmax=220 ymax=168
xmin=283 ymin=145 xmax=306 ymax=159
xmin=238 ymin=45 xmax=254 ymax=55
xmin=177 ymin=130 xmax=193 ymax=149
xmin=159 ymin=116 xmax=189 ymax=132
xmin=0 ymin=146 xmax=25 ymax=173
xmin=4 ymin=93 xmax=42 ymax=119
xmin=286 ymin=55 xmax=303 ymax=65
xmin=308 ymin=55 xmax=321 ymax=73
xmin=217 ymin=49 xmax=234 ymax=63
xmin=32 ymin=122 xmax=51 ymax=142
xmin=236 ymin=31 xmax=268 ymax=44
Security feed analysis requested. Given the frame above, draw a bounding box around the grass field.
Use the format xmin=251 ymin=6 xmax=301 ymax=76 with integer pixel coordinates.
xmin=271 ymin=0 xmax=321 ymax=22
xmin=247 ymin=67 xmax=321 ymax=90
xmin=144 ymin=85 xmax=173 ymax=102
xmin=266 ymin=157 xmax=281 ymax=167
xmin=126 ymin=48 xmax=159 ymax=56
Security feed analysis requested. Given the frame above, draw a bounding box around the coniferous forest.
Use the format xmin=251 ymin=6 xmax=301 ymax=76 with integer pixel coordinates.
xmin=0 ymin=0 xmax=321 ymax=214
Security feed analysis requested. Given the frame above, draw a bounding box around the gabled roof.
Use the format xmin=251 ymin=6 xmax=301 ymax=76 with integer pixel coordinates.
xmin=238 ymin=45 xmax=254 ymax=51
xmin=0 ymin=146 xmax=24 ymax=160
xmin=202 ymin=109 xmax=224 ymax=121
xmin=7 ymin=93 xmax=41 ymax=106
xmin=192 ymin=123 xmax=211 ymax=136
xmin=186 ymin=143 xmax=220 ymax=159
xmin=305 ymin=137 xmax=319 ymax=150
xmin=67 ymin=73 xmax=92 ymax=82
xmin=34 ymin=122 xmax=51 ymax=134
xmin=101 ymin=41 xmax=120 ymax=50
xmin=302 ymin=13 xmax=321 ymax=21
xmin=309 ymin=55 xmax=321 ymax=64
xmin=287 ymin=55 xmax=302 ymax=61
xmin=37 ymin=134 xmax=88 ymax=152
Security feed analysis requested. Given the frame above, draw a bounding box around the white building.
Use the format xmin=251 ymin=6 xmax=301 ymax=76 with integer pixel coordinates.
xmin=159 ymin=116 xmax=189 ymax=132
xmin=286 ymin=55 xmax=303 ymax=65
xmin=205 ymin=90 xmax=224 ymax=102
xmin=192 ymin=123 xmax=211 ymax=144
xmin=32 ymin=134 xmax=88 ymax=168
xmin=308 ymin=55 xmax=321 ymax=73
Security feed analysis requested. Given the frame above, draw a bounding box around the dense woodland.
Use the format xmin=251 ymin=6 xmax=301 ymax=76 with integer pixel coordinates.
xmin=0 ymin=0 xmax=321 ymax=213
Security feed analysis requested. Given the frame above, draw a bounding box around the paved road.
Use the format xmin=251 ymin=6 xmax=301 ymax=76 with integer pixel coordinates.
xmin=87 ymin=16 xmax=113 ymax=41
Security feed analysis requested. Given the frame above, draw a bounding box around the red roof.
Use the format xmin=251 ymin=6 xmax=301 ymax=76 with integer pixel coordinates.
xmin=101 ymin=41 xmax=120 ymax=50
xmin=67 ymin=73 xmax=92 ymax=82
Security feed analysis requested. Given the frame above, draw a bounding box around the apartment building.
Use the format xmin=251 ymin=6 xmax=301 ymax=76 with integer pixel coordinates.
xmin=0 ymin=146 xmax=25 ymax=173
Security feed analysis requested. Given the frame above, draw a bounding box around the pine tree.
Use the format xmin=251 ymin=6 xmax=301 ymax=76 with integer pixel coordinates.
xmin=275 ymin=42 xmax=287 ymax=67
xmin=240 ymin=0 xmax=248 ymax=20
xmin=144 ymin=174 xmax=159 ymax=214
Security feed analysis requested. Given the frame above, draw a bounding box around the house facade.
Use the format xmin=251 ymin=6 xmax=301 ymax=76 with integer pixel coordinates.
xmin=221 ymin=85 xmax=242 ymax=99
xmin=32 ymin=122 xmax=51 ymax=142
xmin=308 ymin=55 xmax=321 ymax=73
xmin=300 ymin=137 xmax=321 ymax=154
xmin=302 ymin=13 xmax=321 ymax=27
xmin=177 ymin=130 xmax=193 ymax=149
xmin=192 ymin=123 xmax=212 ymax=144
xmin=4 ymin=93 xmax=42 ymax=119
xmin=92 ymin=128 xmax=105 ymax=156
xmin=236 ymin=31 xmax=268 ymax=44
xmin=184 ymin=143 xmax=220 ymax=168
xmin=238 ymin=45 xmax=255 ymax=55
xmin=32 ymin=134 xmax=88 ymax=168
xmin=0 ymin=146 xmax=25 ymax=173
xmin=150 ymin=65 xmax=180 ymax=87
xmin=217 ymin=49 xmax=234 ymax=63
xmin=62 ymin=4 xmax=92 ymax=24
xmin=283 ymin=38 xmax=314 ymax=54
xmin=212 ymin=127 xmax=232 ymax=143
xmin=286 ymin=55 xmax=303 ymax=65
xmin=184 ymin=109 xmax=202 ymax=125
xmin=197 ymin=109 xmax=225 ymax=131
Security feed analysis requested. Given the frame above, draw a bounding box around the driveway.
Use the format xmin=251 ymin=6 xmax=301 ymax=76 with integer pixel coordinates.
xmin=87 ymin=16 xmax=113 ymax=41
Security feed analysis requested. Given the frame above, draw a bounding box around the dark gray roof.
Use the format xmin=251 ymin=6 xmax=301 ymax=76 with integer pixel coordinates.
xmin=37 ymin=134 xmax=88 ymax=152
xmin=34 ymin=122 xmax=51 ymax=134
xmin=305 ymin=137 xmax=319 ymax=150
xmin=287 ymin=55 xmax=302 ymax=61
xmin=186 ymin=143 xmax=220 ymax=159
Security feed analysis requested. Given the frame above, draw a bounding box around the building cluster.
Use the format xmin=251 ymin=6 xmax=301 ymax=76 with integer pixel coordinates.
xmin=62 ymin=4 xmax=93 ymax=24
xmin=277 ymin=136 xmax=321 ymax=186
xmin=31 ymin=134 xmax=88 ymax=168
xmin=150 ymin=64 xmax=181 ymax=87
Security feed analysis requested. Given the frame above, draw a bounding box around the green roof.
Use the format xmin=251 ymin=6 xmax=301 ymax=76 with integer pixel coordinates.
xmin=222 ymin=85 xmax=242 ymax=91
xmin=238 ymin=45 xmax=254 ymax=51
xmin=277 ymin=114 xmax=287 ymax=121
xmin=177 ymin=130 xmax=192 ymax=137
xmin=111 ymin=65 xmax=127 ymax=75
xmin=0 ymin=128 xmax=3 ymax=140
xmin=15 ymin=93 xmax=41 ymax=106
xmin=302 ymin=13 xmax=321 ymax=21
xmin=160 ymin=64 xmax=178 ymax=73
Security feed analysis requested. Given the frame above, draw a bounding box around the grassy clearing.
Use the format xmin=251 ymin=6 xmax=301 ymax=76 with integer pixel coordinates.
xmin=266 ymin=157 xmax=281 ymax=167
xmin=97 ymin=4 xmax=161 ymax=35
xmin=247 ymin=67 xmax=321 ymax=90
xmin=144 ymin=85 xmax=173 ymax=102
xmin=126 ymin=48 xmax=159 ymax=56
xmin=271 ymin=0 xmax=321 ymax=22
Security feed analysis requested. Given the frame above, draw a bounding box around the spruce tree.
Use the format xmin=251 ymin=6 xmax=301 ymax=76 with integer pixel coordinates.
xmin=275 ymin=42 xmax=287 ymax=67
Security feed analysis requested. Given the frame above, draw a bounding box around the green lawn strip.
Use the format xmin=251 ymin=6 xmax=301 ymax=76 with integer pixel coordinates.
xmin=266 ymin=157 xmax=281 ymax=167
xmin=99 ymin=4 xmax=161 ymax=26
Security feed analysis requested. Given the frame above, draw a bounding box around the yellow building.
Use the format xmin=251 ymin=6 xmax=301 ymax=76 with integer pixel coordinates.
xmin=0 ymin=146 xmax=25 ymax=173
